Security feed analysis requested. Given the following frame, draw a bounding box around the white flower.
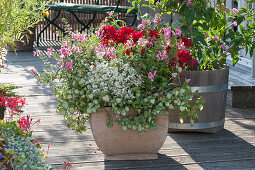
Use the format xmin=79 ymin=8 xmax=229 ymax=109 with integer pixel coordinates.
xmin=178 ymin=67 xmax=182 ymax=73
xmin=172 ymin=73 xmax=177 ymax=78
xmin=84 ymin=60 xmax=141 ymax=100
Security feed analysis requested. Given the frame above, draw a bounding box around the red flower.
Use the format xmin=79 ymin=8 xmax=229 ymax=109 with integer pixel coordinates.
xmin=100 ymin=26 xmax=118 ymax=45
xmin=126 ymin=31 xmax=145 ymax=43
xmin=125 ymin=49 xmax=130 ymax=56
xmin=117 ymin=26 xmax=135 ymax=43
xmin=0 ymin=95 xmax=26 ymax=119
xmin=180 ymin=37 xmax=192 ymax=48
xmin=177 ymin=49 xmax=197 ymax=69
xmin=141 ymin=48 xmax=146 ymax=55
xmin=149 ymin=30 xmax=160 ymax=39
xmin=18 ymin=115 xmax=40 ymax=134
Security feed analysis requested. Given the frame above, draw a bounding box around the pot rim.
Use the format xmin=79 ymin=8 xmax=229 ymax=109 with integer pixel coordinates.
xmin=185 ymin=65 xmax=229 ymax=73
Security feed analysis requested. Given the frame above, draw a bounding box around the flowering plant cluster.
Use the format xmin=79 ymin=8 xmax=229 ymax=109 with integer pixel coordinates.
xmin=33 ymin=13 xmax=203 ymax=133
xmin=0 ymin=120 xmax=52 ymax=170
xmin=18 ymin=115 xmax=40 ymax=135
xmin=0 ymin=83 xmax=26 ymax=120
xmin=132 ymin=0 xmax=255 ymax=69
xmin=0 ymin=96 xmax=26 ymax=119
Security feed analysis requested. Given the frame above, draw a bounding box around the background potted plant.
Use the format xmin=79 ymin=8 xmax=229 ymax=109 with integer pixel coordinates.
xmin=33 ymin=13 xmax=203 ymax=160
xmin=2 ymin=0 xmax=49 ymax=52
xmin=131 ymin=0 xmax=255 ymax=133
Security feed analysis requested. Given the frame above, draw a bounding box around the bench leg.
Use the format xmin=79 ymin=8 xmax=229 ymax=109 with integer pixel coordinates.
xmin=37 ymin=10 xmax=64 ymax=47
xmin=130 ymin=13 xmax=137 ymax=26
xmin=69 ymin=11 xmax=97 ymax=33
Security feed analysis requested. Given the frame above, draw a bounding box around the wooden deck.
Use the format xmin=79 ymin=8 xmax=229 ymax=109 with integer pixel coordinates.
xmin=1 ymin=48 xmax=255 ymax=170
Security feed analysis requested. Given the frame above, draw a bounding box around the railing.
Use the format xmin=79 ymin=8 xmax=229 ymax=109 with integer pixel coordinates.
xmin=36 ymin=0 xmax=126 ymax=43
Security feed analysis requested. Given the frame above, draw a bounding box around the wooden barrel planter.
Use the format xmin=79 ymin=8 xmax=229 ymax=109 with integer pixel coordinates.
xmin=90 ymin=107 xmax=168 ymax=160
xmin=168 ymin=67 xmax=229 ymax=133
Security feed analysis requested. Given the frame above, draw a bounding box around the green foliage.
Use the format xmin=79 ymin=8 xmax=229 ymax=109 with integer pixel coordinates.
xmin=0 ymin=120 xmax=52 ymax=170
xmin=130 ymin=0 xmax=255 ymax=70
xmin=0 ymin=82 xmax=21 ymax=97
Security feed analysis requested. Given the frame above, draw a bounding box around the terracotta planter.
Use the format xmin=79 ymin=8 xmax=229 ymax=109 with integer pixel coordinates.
xmin=168 ymin=67 xmax=229 ymax=133
xmin=90 ymin=107 xmax=169 ymax=160
xmin=7 ymin=27 xmax=35 ymax=52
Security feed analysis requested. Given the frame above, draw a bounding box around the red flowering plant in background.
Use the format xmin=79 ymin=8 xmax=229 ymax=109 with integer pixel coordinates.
xmin=0 ymin=95 xmax=26 ymax=119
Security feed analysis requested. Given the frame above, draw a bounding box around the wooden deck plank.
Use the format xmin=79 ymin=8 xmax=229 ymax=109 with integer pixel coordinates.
xmin=202 ymin=159 xmax=255 ymax=170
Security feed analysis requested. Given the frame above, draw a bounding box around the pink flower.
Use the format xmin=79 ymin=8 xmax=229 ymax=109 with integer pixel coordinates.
xmin=232 ymin=8 xmax=239 ymax=15
xmin=109 ymin=11 xmax=114 ymax=16
xmin=96 ymin=43 xmax=106 ymax=52
xmin=163 ymin=27 xmax=172 ymax=39
xmin=157 ymin=51 xmax=168 ymax=61
xmin=186 ymin=0 xmax=194 ymax=6
xmin=47 ymin=47 xmax=54 ymax=56
xmin=221 ymin=5 xmax=226 ymax=9
xmin=72 ymin=33 xmax=78 ymax=42
xmin=62 ymin=161 xmax=73 ymax=170
xmin=221 ymin=43 xmax=226 ymax=50
xmin=185 ymin=78 xmax=191 ymax=83
xmin=233 ymin=21 xmax=238 ymax=26
xmin=59 ymin=47 xmax=72 ymax=57
xmin=154 ymin=14 xmax=162 ymax=28
xmin=138 ymin=38 xmax=148 ymax=47
xmin=29 ymin=69 xmax=37 ymax=76
xmin=65 ymin=61 xmax=73 ymax=70
xmin=214 ymin=37 xmax=220 ymax=41
xmin=105 ymin=47 xmax=116 ymax=59
xmin=33 ymin=50 xmax=40 ymax=56
xmin=148 ymin=71 xmax=157 ymax=81
xmin=175 ymin=29 xmax=182 ymax=37
xmin=138 ymin=20 xmax=146 ymax=30
xmin=177 ymin=42 xmax=185 ymax=50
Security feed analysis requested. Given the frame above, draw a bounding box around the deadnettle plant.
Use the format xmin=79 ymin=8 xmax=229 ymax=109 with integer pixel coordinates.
xmin=33 ymin=14 xmax=203 ymax=134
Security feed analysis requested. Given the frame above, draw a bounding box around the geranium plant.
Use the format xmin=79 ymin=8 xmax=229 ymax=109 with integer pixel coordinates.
xmin=131 ymin=0 xmax=255 ymax=69
xmin=33 ymin=13 xmax=203 ymax=134
xmin=0 ymin=83 xmax=26 ymax=120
